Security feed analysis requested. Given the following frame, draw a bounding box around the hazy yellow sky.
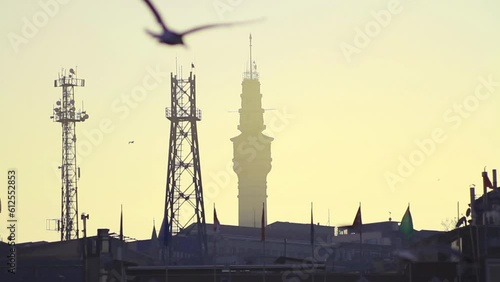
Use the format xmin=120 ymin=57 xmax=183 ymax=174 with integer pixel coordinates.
xmin=1 ymin=0 xmax=500 ymax=242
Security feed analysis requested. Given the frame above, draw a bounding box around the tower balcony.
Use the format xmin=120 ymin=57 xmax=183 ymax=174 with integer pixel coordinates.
xmin=243 ymin=70 xmax=259 ymax=80
xmin=165 ymin=107 xmax=202 ymax=121
xmin=54 ymin=76 xmax=85 ymax=87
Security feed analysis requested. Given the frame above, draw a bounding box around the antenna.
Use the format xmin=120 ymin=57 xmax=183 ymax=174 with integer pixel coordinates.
xmin=249 ymin=33 xmax=252 ymax=79
xmin=253 ymin=209 xmax=256 ymax=228
xmin=242 ymin=34 xmax=259 ymax=80
xmin=328 ymin=209 xmax=330 ymax=226
xmin=51 ymin=67 xmax=89 ymax=241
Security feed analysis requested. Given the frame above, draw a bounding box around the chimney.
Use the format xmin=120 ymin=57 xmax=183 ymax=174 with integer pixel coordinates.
xmin=97 ymin=228 xmax=110 ymax=254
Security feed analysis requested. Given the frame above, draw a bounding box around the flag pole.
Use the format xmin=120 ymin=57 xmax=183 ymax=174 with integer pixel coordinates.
xmin=457 ymin=201 xmax=461 ymax=254
xmin=359 ymin=202 xmax=362 ymax=265
xmin=468 ymin=185 xmax=480 ymax=281
xmin=162 ymin=212 xmax=170 ymax=282
xmin=310 ymin=202 xmax=315 ymax=282
xmin=457 ymin=201 xmax=463 ymax=282
xmin=352 ymin=202 xmax=362 ymax=272
xmin=482 ymin=171 xmax=489 ymax=258
xmin=120 ymin=205 xmax=124 ymax=282
xmin=262 ymin=202 xmax=266 ymax=282
xmin=213 ymin=203 xmax=216 ymax=282
xmin=263 ymin=239 xmax=266 ymax=282
xmin=407 ymin=202 xmax=413 ymax=248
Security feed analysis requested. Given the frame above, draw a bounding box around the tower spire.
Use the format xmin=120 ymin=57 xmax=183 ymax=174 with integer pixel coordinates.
xmin=120 ymin=204 xmax=123 ymax=241
xmin=244 ymin=34 xmax=259 ymax=80
xmin=249 ymin=33 xmax=253 ymax=80
xmin=152 ymin=218 xmax=158 ymax=240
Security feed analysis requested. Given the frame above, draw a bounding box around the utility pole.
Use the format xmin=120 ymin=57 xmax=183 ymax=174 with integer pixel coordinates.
xmin=81 ymin=213 xmax=89 ymax=282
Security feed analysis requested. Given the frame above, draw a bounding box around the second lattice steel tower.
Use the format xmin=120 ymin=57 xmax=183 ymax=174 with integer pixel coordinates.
xmin=162 ymin=68 xmax=208 ymax=262
xmin=50 ymin=68 xmax=89 ymax=241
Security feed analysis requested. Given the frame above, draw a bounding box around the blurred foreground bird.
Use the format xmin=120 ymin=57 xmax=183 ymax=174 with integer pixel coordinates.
xmin=394 ymin=243 xmax=472 ymax=263
xmin=141 ymin=0 xmax=262 ymax=46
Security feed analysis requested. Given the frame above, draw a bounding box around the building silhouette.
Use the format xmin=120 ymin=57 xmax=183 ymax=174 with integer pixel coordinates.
xmin=231 ymin=34 xmax=273 ymax=227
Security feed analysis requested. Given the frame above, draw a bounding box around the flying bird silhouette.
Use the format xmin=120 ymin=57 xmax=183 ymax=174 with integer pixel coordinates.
xmin=128 ymin=141 xmax=134 ymax=144
xmin=394 ymin=244 xmax=471 ymax=263
xmin=142 ymin=0 xmax=262 ymax=46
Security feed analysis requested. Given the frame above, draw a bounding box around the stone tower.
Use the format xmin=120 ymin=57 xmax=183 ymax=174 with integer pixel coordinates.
xmin=231 ymin=34 xmax=273 ymax=227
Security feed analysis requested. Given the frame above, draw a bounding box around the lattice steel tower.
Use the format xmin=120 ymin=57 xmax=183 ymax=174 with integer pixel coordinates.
xmin=50 ymin=68 xmax=89 ymax=241
xmin=163 ymin=68 xmax=208 ymax=261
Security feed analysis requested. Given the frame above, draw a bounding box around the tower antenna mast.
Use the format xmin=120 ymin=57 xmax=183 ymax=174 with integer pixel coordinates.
xmin=50 ymin=68 xmax=89 ymax=241
xmin=249 ymin=33 xmax=253 ymax=80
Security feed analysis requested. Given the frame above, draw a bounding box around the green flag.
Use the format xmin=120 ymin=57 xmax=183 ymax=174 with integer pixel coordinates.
xmin=399 ymin=206 xmax=414 ymax=240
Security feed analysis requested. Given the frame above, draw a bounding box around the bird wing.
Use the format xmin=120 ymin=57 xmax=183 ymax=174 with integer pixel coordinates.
xmin=180 ymin=18 xmax=265 ymax=36
xmin=143 ymin=0 xmax=168 ymax=31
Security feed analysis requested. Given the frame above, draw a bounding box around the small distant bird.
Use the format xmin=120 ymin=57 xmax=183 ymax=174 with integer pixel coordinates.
xmin=128 ymin=141 xmax=135 ymax=144
xmin=142 ymin=0 xmax=262 ymax=46
xmin=191 ymin=63 xmax=195 ymax=69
